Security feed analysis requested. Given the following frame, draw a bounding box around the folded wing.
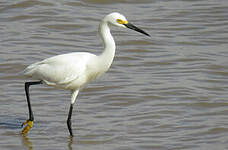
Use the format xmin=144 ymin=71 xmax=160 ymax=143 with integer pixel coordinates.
xmin=24 ymin=52 xmax=95 ymax=87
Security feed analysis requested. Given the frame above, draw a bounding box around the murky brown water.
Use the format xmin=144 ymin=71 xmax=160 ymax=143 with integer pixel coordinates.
xmin=1 ymin=0 xmax=228 ymax=149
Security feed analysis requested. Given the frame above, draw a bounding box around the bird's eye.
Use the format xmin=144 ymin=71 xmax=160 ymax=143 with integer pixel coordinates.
xmin=117 ymin=19 xmax=128 ymax=24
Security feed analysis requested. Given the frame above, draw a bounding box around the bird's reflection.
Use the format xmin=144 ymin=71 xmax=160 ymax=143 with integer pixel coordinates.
xmin=68 ymin=136 xmax=73 ymax=150
xmin=21 ymin=134 xmax=74 ymax=150
xmin=21 ymin=135 xmax=33 ymax=150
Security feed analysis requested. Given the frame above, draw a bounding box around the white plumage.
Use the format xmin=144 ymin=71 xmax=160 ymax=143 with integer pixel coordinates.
xmin=24 ymin=52 xmax=98 ymax=90
xmin=21 ymin=12 xmax=150 ymax=136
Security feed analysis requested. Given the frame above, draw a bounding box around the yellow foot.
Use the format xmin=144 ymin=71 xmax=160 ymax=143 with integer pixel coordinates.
xmin=21 ymin=120 xmax=33 ymax=135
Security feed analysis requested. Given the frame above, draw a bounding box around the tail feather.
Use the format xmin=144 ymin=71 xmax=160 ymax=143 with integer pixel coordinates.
xmin=24 ymin=62 xmax=41 ymax=77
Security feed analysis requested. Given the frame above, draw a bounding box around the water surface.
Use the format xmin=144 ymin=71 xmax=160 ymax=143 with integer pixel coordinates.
xmin=1 ymin=0 xmax=228 ymax=150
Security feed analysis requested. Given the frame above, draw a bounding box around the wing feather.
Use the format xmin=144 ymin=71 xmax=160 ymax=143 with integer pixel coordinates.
xmin=24 ymin=52 xmax=95 ymax=86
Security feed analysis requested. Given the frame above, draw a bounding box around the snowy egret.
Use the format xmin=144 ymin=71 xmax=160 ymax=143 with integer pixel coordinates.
xmin=21 ymin=12 xmax=150 ymax=136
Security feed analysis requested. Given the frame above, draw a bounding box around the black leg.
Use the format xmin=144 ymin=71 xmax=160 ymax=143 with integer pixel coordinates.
xmin=22 ymin=81 xmax=42 ymax=135
xmin=24 ymin=81 xmax=42 ymax=121
xmin=67 ymin=104 xmax=74 ymax=137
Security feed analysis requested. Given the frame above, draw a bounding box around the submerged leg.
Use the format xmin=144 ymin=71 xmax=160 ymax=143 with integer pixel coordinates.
xmin=22 ymin=81 xmax=42 ymax=135
xmin=67 ymin=90 xmax=79 ymax=137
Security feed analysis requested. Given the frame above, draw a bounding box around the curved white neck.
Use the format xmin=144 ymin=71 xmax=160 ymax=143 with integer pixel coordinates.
xmin=98 ymin=21 xmax=116 ymax=70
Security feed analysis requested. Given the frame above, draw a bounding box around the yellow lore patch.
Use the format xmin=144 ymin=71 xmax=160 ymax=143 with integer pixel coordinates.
xmin=117 ymin=19 xmax=128 ymax=24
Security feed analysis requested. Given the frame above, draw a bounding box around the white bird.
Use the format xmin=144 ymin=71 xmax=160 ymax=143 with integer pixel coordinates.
xmin=21 ymin=12 xmax=150 ymax=137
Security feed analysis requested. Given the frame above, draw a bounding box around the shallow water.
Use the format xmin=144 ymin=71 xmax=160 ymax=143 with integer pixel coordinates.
xmin=1 ymin=0 xmax=228 ymax=149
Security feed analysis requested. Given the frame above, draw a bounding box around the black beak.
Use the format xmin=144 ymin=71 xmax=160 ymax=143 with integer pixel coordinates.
xmin=124 ymin=23 xmax=150 ymax=37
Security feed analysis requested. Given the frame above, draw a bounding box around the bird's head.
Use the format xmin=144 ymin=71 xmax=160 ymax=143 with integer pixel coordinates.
xmin=104 ymin=12 xmax=150 ymax=37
